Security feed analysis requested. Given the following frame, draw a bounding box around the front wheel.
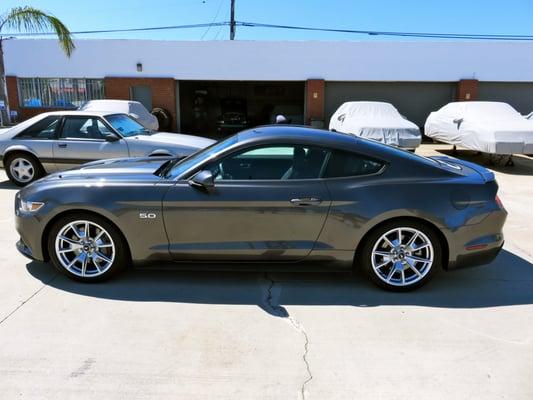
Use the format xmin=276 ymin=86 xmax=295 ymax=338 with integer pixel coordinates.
xmin=47 ymin=214 xmax=129 ymax=282
xmin=359 ymin=220 xmax=442 ymax=291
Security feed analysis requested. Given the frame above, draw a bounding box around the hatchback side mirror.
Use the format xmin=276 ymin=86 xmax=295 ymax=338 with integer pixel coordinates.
xmin=104 ymin=133 xmax=120 ymax=142
xmin=189 ymin=170 xmax=214 ymax=189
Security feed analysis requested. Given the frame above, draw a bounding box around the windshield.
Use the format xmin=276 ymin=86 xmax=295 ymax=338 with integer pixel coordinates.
xmin=166 ymin=135 xmax=239 ymax=179
xmin=106 ymin=114 xmax=152 ymax=137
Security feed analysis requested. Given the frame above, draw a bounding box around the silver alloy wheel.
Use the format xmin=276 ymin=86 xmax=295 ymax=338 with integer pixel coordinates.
xmin=371 ymin=227 xmax=434 ymax=287
xmin=10 ymin=157 xmax=35 ymax=183
xmin=54 ymin=220 xmax=115 ymax=278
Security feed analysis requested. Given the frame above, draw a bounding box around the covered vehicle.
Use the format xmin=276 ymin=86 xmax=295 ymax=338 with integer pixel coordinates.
xmin=80 ymin=100 xmax=159 ymax=131
xmin=425 ymin=101 xmax=533 ymax=154
xmin=0 ymin=111 xmax=214 ymax=186
xmin=329 ymin=101 xmax=421 ymax=150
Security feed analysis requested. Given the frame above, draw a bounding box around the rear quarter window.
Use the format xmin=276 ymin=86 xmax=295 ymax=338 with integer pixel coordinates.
xmin=15 ymin=116 xmax=59 ymax=139
xmin=324 ymin=150 xmax=384 ymax=178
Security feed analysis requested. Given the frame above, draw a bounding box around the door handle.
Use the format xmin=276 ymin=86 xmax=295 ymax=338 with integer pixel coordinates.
xmin=290 ymin=197 xmax=322 ymax=206
xmin=58 ymin=143 xmax=67 ymax=148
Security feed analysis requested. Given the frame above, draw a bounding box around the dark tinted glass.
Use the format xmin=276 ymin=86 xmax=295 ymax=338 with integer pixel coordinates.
xmin=325 ymin=150 xmax=383 ymax=178
xmin=207 ymin=145 xmax=329 ymax=180
xmin=61 ymin=117 xmax=107 ymax=139
xmin=16 ymin=116 xmax=59 ymax=139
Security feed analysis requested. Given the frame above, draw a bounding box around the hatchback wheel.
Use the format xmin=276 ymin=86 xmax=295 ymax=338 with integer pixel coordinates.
xmin=360 ymin=220 xmax=441 ymax=291
xmin=48 ymin=214 xmax=128 ymax=282
xmin=6 ymin=153 xmax=43 ymax=186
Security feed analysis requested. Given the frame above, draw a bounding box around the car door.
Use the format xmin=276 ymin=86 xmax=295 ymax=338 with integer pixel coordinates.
xmin=162 ymin=144 xmax=332 ymax=261
xmin=10 ymin=115 xmax=60 ymax=173
xmin=53 ymin=116 xmax=130 ymax=170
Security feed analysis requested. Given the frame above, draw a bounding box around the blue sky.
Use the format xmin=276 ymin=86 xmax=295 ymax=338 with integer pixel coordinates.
xmin=2 ymin=0 xmax=533 ymax=41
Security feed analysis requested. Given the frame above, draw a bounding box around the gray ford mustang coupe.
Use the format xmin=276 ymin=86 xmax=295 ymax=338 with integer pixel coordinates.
xmin=15 ymin=126 xmax=506 ymax=291
xmin=0 ymin=111 xmax=215 ymax=186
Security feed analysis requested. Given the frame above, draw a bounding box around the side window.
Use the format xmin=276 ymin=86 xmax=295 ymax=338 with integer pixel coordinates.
xmin=205 ymin=145 xmax=329 ymax=181
xmin=61 ymin=117 xmax=106 ymax=140
xmin=324 ymin=150 xmax=383 ymax=178
xmin=16 ymin=116 xmax=59 ymax=139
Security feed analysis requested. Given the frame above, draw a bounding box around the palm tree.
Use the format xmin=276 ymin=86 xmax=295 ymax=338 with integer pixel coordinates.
xmin=0 ymin=7 xmax=74 ymax=125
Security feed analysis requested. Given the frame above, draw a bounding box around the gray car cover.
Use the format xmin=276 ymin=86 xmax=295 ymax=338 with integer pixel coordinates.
xmin=329 ymin=101 xmax=421 ymax=149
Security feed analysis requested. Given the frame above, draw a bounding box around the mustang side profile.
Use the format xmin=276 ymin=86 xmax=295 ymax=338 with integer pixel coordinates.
xmin=0 ymin=111 xmax=214 ymax=186
xmin=15 ymin=126 xmax=506 ymax=291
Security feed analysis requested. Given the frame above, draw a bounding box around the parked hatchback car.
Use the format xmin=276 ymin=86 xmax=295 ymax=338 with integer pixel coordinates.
xmin=15 ymin=126 xmax=506 ymax=291
xmin=80 ymin=100 xmax=159 ymax=131
xmin=0 ymin=111 xmax=214 ymax=186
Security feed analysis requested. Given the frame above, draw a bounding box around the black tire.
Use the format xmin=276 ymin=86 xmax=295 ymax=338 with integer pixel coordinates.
xmin=47 ymin=213 xmax=129 ymax=282
xmin=359 ymin=219 xmax=442 ymax=292
xmin=151 ymin=107 xmax=172 ymax=131
xmin=5 ymin=152 xmax=44 ymax=186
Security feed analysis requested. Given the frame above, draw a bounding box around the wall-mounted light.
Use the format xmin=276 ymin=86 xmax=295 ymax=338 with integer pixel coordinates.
xmin=136 ymin=62 xmax=143 ymax=72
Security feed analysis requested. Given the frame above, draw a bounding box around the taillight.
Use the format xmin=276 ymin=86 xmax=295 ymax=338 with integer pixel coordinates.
xmin=495 ymin=194 xmax=505 ymax=210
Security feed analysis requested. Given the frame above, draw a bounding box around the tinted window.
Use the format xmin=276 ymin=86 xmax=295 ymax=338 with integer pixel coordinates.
xmin=16 ymin=116 xmax=59 ymax=139
xmin=61 ymin=117 xmax=113 ymax=140
xmin=106 ymin=114 xmax=151 ymax=137
xmin=206 ymin=145 xmax=329 ymax=180
xmin=325 ymin=150 xmax=383 ymax=178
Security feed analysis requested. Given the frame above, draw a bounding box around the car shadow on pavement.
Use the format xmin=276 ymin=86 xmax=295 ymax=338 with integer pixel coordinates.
xmin=0 ymin=179 xmax=18 ymax=190
xmin=26 ymin=249 xmax=533 ymax=317
xmin=436 ymin=148 xmax=533 ymax=176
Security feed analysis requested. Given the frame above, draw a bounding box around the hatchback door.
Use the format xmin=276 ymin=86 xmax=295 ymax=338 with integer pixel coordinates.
xmin=162 ymin=145 xmax=332 ymax=261
xmin=53 ymin=116 xmax=130 ymax=170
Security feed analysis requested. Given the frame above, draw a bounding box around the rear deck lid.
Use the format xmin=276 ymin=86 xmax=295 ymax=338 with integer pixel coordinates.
xmin=429 ymin=156 xmax=495 ymax=183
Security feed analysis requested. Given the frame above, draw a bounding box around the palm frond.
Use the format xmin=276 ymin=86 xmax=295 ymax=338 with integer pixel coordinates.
xmin=0 ymin=6 xmax=74 ymax=56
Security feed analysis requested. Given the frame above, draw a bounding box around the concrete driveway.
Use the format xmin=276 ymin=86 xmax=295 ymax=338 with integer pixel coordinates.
xmin=1 ymin=144 xmax=532 ymax=400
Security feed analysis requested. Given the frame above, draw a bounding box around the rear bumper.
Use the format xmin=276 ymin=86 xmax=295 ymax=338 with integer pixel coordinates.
xmin=446 ymin=209 xmax=507 ymax=270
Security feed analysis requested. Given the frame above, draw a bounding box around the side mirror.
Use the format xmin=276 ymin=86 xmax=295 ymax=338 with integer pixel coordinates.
xmin=104 ymin=133 xmax=120 ymax=142
xmin=189 ymin=170 xmax=214 ymax=189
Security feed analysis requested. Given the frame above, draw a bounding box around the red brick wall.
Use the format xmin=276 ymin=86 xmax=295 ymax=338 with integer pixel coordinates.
xmin=104 ymin=77 xmax=177 ymax=131
xmin=305 ymin=79 xmax=325 ymax=125
xmin=457 ymin=79 xmax=478 ymax=101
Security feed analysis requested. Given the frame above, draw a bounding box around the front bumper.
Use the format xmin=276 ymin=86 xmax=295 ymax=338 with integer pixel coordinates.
xmin=15 ymin=204 xmax=47 ymax=262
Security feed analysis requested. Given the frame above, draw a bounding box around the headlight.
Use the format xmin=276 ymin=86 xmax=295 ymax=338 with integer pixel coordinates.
xmin=19 ymin=200 xmax=44 ymax=212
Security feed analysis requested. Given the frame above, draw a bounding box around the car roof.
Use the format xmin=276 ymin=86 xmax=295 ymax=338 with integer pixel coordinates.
xmin=237 ymin=125 xmax=363 ymax=149
xmin=38 ymin=110 xmax=122 ymax=117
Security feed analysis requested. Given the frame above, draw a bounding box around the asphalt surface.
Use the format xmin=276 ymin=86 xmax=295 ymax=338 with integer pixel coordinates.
xmin=0 ymin=144 xmax=532 ymax=400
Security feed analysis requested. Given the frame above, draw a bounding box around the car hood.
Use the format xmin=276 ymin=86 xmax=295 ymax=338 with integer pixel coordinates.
xmin=41 ymin=157 xmax=172 ymax=183
xmin=127 ymin=132 xmax=215 ymax=149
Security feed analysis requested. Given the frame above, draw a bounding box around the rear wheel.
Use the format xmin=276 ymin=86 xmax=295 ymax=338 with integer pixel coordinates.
xmin=359 ymin=220 xmax=442 ymax=291
xmin=47 ymin=214 xmax=128 ymax=282
xmin=5 ymin=153 xmax=43 ymax=186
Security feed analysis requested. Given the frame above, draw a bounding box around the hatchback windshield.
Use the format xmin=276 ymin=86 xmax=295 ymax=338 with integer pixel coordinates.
xmin=105 ymin=114 xmax=152 ymax=137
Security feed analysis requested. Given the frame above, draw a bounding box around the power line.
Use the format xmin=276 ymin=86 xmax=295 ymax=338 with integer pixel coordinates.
xmin=201 ymin=0 xmax=225 ymax=40
xmin=6 ymin=20 xmax=533 ymax=41
xmin=238 ymin=21 xmax=533 ymax=40
xmin=4 ymin=22 xmax=229 ymax=37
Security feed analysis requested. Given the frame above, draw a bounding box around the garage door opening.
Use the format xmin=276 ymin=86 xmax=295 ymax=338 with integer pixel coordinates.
xmin=179 ymin=81 xmax=305 ymax=138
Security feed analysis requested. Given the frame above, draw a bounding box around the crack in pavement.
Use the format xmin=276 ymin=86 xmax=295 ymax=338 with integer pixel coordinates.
xmin=263 ymin=273 xmax=313 ymax=400
xmin=0 ymin=273 xmax=58 ymax=326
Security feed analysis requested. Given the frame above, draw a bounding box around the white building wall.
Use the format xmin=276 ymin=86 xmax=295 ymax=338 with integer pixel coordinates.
xmin=5 ymin=39 xmax=533 ymax=82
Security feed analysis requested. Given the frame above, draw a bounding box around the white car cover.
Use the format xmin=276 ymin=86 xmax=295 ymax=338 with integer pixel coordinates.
xmin=329 ymin=101 xmax=421 ymax=149
xmin=425 ymin=101 xmax=533 ymax=154
xmin=80 ymin=100 xmax=159 ymax=131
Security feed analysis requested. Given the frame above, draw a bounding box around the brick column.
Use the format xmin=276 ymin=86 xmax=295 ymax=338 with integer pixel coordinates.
xmin=305 ymin=79 xmax=325 ymax=126
xmin=104 ymin=77 xmax=177 ymax=131
xmin=6 ymin=75 xmax=19 ymax=114
xmin=457 ymin=79 xmax=478 ymax=101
